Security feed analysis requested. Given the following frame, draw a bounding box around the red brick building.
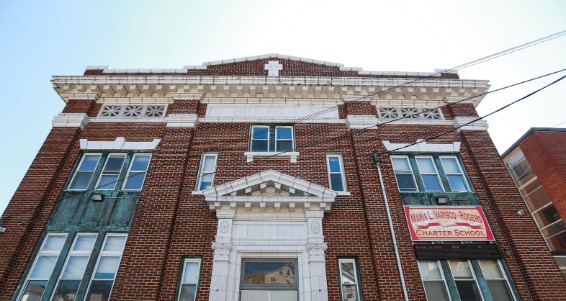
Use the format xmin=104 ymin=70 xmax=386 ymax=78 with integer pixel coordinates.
xmin=1 ymin=54 xmax=564 ymax=301
xmin=502 ymin=127 xmax=566 ymax=279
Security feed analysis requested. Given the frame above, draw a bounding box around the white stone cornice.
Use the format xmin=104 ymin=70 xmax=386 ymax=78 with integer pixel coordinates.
xmin=453 ymin=116 xmax=489 ymax=132
xmin=383 ymin=140 xmax=461 ymax=153
xmin=52 ymin=113 xmax=90 ymax=129
xmin=165 ymin=114 xmax=198 ymax=128
xmin=346 ymin=115 xmax=379 ymax=129
xmin=94 ymin=97 xmax=173 ymax=104
xmin=171 ymin=93 xmax=205 ymax=100
xmin=79 ymin=137 xmax=161 ymax=150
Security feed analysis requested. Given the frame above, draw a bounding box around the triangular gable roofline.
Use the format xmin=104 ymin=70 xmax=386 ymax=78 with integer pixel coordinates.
xmin=185 ymin=53 xmax=363 ymax=71
xmin=203 ymin=169 xmax=337 ymax=198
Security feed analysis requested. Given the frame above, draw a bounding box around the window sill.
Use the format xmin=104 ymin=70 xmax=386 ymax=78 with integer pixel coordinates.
xmin=244 ymin=152 xmax=300 ymax=164
xmin=191 ymin=191 xmax=204 ymax=195
xmin=336 ymin=191 xmax=351 ymax=196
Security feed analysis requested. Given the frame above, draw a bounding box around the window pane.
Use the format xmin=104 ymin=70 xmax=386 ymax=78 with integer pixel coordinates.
xmin=252 ymin=141 xmax=268 ymax=152
xmin=449 ymin=260 xmax=473 ymax=278
xmin=396 ymin=174 xmax=417 ymax=192
xmin=123 ymin=172 xmax=146 ymax=190
xmin=478 ymin=259 xmax=504 ymax=279
xmin=202 ymin=156 xmax=216 ymax=172
xmin=418 ymin=261 xmax=442 ymax=280
xmin=52 ymin=280 xmax=81 ymax=301
xmin=340 ymin=262 xmax=356 ymax=285
xmin=61 ymin=256 xmax=89 ymax=279
xmin=486 ymin=281 xmax=513 ymax=301
xmin=30 ymin=256 xmax=58 ymax=279
xmin=533 ymin=205 xmax=562 ymax=227
xmin=253 ymin=127 xmax=269 ymax=139
xmin=416 ymin=158 xmax=436 ymax=173
xmin=130 ymin=155 xmax=150 ymax=171
xmin=42 ymin=235 xmax=66 ymax=252
xmin=276 ymin=141 xmax=293 ymax=152
xmin=73 ymin=235 xmax=97 ymax=251
xmin=547 ymin=231 xmax=566 ymax=251
xmin=97 ymin=175 xmax=118 ymax=190
xmin=70 ymin=172 xmax=95 ymax=189
xmin=95 ymin=256 xmax=120 ymax=279
xmin=243 ymin=261 xmax=295 ymax=285
xmin=21 ymin=280 xmax=48 ymax=301
xmin=423 ymin=281 xmax=450 ymax=301
xmin=241 ymin=290 xmax=269 ymax=301
xmin=183 ymin=261 xmax=200 ymax=284
xmin=422 ymin=175 xmax=443 ymax=191
xmin=276 ymin=127 xmax=292 ymax=139
xmin=104 ymin=156 xmax=125 ymax=172
xmin=541 ymin=220 xmax=566 ymax=238
xmin=448 ymin=175 xmax=468 ymax=192
xmin=454 ymin=280 xmax=482 ymax=301
xmin=341 ymin=285 xmax=359 ymax=301
xmin=328 ymin=157 xmax=342 ymax=172
xmin=199 ymin=180 xmax=212 ymax=191
xmin=80 ymin=155 xmax=101 ymax=171
xmin=85 ymin=280 xmax=113 ymax=301
xmin=103 ymin=236 xmax=127 ymax=252
xmin=330 ymin=174 xmax=344 ymax=191
xmin=392 ymin=157 xmax=410 ymax=171
xmin=179 ymin=284 xmax=197 ymax=301
xmin=270 ymin=291 xmax=297 ymax=301
xmin=440 ymin=157 xmax=461 ymax=173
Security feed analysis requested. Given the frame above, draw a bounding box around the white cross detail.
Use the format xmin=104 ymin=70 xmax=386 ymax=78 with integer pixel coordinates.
xmin=264 ymin=60 xmax=283 ymax=76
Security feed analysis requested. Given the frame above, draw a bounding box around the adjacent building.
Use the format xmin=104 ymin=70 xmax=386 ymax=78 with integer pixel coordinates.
xmin=502 ymin=127 xmax=566 ymax=278
xmin=1 ymin=54 xmax=565 ymax=301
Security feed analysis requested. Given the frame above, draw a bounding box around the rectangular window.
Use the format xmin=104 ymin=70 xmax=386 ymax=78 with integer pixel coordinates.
xmin=241 ymin=259 xmax=298 ymax=301
xmin=52 ymin=233 xmax=97 ymax=300
xmin=177 ymin=259 xmax=202 ymax=301
xmin=67 ymin=153 xmax=151 ymax=191
xmin=391 ymin=156 xmax=418 ymax=192
xmin=391 ymin=155 xmax=471 ymax=194
xmin=417 ymin=261 xmax=450 ymax=301
xmin=196 ymin=153 xmax=218 ymax=191
xmin=416 ymin=157 xmax=444 ymax=192
xmin=85 ymin=234 xmax=127 ymax=301
xmin=327 ymin=154 xmax=347 ymax=191
xmin=338 ymin=258 xmax=361 ymax=301
xmin=449 ymin=260 xmax=482 ymax=300
xmin=250 ymin=125 xmax=295 ymax=152
xmin=19 ymin=233 xmax=68 ymax=301
xmin=478 ymin=260 xmax=514 ymax=301
xmin=69 ymin=154 xmax=102 ymax=190
xmin=123 ymin=153 xmax=152 ymax=190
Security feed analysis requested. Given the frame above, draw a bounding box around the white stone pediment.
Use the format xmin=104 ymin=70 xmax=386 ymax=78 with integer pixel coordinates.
xmin=203 ymin=170 xmax=336 ymax=212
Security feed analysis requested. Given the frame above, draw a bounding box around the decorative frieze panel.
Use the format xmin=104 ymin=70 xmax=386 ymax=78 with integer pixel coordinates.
xmin=378 ymin=106 xmax=444 ymax=120
xmin=206 ymin=104 xmax=339 ymax=120
xmin=98 ymin=104 xmax=167 ymax=118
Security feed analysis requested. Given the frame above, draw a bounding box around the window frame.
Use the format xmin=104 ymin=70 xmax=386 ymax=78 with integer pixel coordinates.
xmin=84 ymin=233 xmax=128 ymax=301
xmin=122 ymin=153 xmax=152 ymax=191
xmin=478 ymin=259 xmax=516 ymax=301
xmin=95 ymin=153 xmax=127 ymax=190
xmin=240 ymin=258 xmax=299 ymax=291
xmin=176 ymin=258 xmax=202 ymax=301
xmin=196 ymin=153 xmax=219 ymax=191
xmin=337 ymin=257 xmax=362 ymax=301
xmin=415 ymin=156 xmax=445 ymax=192
xmin=448 ymin=259 xmax=484 ymax=301
xmin=439 ymin=156 xmax=471 ymax=192
xmin=68 ymin=153 xmax=102 ymax=191
xmin=326 ymin=154 xmax=347 ymax=192
xmin=250 ymin=125 xmax=272 ymax=152
xmin=249 ymin=125 xmax=295 ymax=153
xmin=417 ymin=260 xmax=451 ymax=301
xmin=391 ymin=155 xmax=419 ymax=192
xmin=275 ymin=126 xmax=295 ymax=152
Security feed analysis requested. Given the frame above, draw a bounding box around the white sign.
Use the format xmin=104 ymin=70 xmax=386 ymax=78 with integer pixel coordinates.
xmin=206 ymin=104 xmax=339 ymax=119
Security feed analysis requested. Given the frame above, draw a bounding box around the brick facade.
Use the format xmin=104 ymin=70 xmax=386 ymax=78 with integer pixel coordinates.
xmin=1 ymin=55 xmax=564 ymax=301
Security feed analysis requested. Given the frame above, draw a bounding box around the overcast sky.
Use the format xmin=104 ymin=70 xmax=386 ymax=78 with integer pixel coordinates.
xmin=1 ymin=0 xmax=565 ymax=215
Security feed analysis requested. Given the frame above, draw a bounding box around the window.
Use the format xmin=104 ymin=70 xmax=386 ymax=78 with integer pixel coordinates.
xmin=418 ymin=260 xmax=516 ymax=301
xmin=241 ymin=259 xmax=298 ymax=301
xmin=177 ymin=259 xmax=202 ymax=301
xmin=52 ymin=233 xmax=97 ymax=300
xmin=68 ymin=152 xmax=151 ymax=191
xmin=85 ymin=234 xmax=127 ymax=301
xmin=196 ymin=153 xmax=218 ymax=191
xmin=19 ymin=233 xmax=67 ymax=300
xmin=391 ymin=155 xmax=471 ymax=193
xmin=338 ymin=258 xmax=361 ymax=301
xmin=250 ymin=125 xmax=295 ymax=152
xmin=327 ymin=154 xmax=347 ymax=192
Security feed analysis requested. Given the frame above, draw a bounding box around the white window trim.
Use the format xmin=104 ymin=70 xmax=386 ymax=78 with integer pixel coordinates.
xmin=415 ymin=156 xmax=445 ymax=192
xmin=439 ymin=156 xmax=471 ymax=192
xmin=418 ymin=260 xmax=452 ymax=301
xmin=85 ymin=233 xmax=127 ymax=300
xmin=391 ymin=155 xmax=419 ymax=192
xmin=122 ymin=153 xmax=152 ymax=191
xmin=52 ymin=233 xmax=97 ymax=300
xmin=68 ymin=153 xmax=102 ymax=191
xmin=338 ymin=258 xmax=362 ymax=301
xmin=244 ymin=152 xmax=300 ymax=164
xmin=178 ymin=258 xmax=202 ymax=301
xmin=196 ymin=153 xmax=218 ymax=191
xmin=95 ymin=153 xmax=126 ymax=190
xmin=326 ymin=154 xmax=347 ymax=192
xmin=275 ymin=126 xmax=295 ymax=152
xmin=250 ymin=125 xmax=271 ymax=152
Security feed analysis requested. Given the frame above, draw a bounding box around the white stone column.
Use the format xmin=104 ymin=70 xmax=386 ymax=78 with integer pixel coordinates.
xmin=209 ymin=209 xmax=235 ymax=301
xmin=305 ymin=210 xmax=328 ymax=301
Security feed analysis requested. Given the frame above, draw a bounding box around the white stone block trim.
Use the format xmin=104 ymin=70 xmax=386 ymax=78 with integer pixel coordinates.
xmin=79 ymin=137 xmax=161 ymax=150
xmin=346 ymin=115 xmax=379 ymax=129
xmin=165 ymin=114 xmax=198 ymax=127
xmin=52 ymin=113 xmax=90 ymax=129
xmin=453 ymin=116 xmax=489 ymax=131
xmin=383 ymin=140 xmax=461 ymax=153
xmin=244 ymin=152 xmax=300 ymax=164
xmin=94 ymin=98 xmax=173 ymax=104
